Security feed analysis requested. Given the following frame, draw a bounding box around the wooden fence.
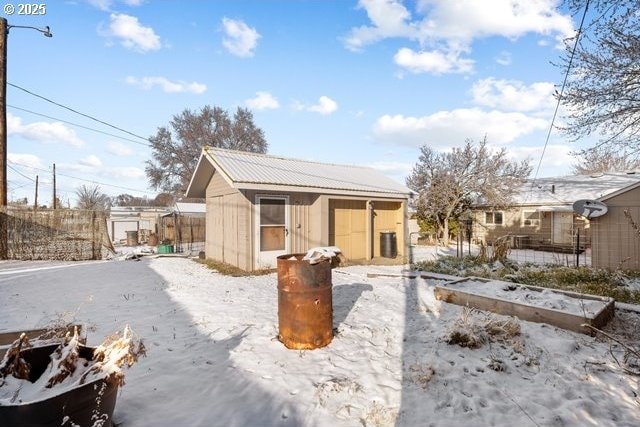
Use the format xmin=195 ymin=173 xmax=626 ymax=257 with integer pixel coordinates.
xmin=160 ymin=214 xmax=206 ymax=253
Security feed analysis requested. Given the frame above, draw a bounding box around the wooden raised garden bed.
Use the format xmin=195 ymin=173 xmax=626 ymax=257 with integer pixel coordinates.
xmin=434 ymin=278 xmax=614 ymax=334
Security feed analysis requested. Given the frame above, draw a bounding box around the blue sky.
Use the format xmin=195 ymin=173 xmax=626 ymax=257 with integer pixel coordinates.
xmin=5 ymin=0 xmax=587 ymax=206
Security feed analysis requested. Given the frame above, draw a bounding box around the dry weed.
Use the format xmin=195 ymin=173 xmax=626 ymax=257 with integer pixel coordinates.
xmin=47 ymin=327 xmax=82 ymax=387
xmin=82 ymin=326 xmax=146 ymax=386
xmin=408 ymin=363 xmax=435 ymax=389
xmin=0 ymin=333 xmax=32 ymax=381
xmin=446 ymin=308 xmax=521 ymax=350
xmin=360 ymin=401 xmax=397 ymax=427
xmin=0 ymin=325 xmax=145 ymax=398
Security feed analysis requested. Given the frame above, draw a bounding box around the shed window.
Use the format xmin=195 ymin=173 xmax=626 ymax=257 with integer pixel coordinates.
xmin=485 ymin=211 xmax=503 ymax=225
xmin=522 ymin=210 xmax=540 ymax=226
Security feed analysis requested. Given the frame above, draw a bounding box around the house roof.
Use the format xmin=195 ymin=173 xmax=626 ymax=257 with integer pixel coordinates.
xmin=109 ymin=206 xmax=171 ymax=218
xmin=506 ymin=171 xmax=640 ymax=207
xmin=186 ymin=147 xmax=411 ymax=199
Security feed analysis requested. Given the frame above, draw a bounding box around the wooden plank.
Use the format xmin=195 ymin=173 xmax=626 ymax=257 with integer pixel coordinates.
xmin=366 ymin=272 xmax=419 ymax=279
xmin=434 ymin=281 xmax=614 ymax=335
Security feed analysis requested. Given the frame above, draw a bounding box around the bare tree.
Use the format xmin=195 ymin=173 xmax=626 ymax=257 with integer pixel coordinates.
xmin=75 ymin=185 xmax=111 ymax=212
xmin=559 ymin=0 xmax=640 ymax=160
xmin=146 ymin=106 xmax=267 ymax=194
xmin=572 ymin=147 xmax=640 ymax=174
xmin=406 ymin=138 xmax=531 ymax=244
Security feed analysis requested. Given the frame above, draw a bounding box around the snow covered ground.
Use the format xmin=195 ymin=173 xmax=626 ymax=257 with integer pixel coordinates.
xmin=1 ymin=257 xmax=639 ymax=426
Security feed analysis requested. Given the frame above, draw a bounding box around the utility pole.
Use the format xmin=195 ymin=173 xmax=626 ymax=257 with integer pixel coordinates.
xmin=34 ymin=175 xmax=38 ymax=210
xmin=0 ymin=18 xmax=7 ymax=210
xmin=52 ymin=163 xmax=56 ymax=209
xmin=0 ymin=19 xmax=50 ymax=258
xmin=0 ymin=18 xmax=7 ymax=259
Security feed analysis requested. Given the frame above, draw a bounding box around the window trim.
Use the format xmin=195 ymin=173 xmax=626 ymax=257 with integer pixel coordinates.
xmin=521 ymin=209 xmax=540 ymax=227
xmin=485 ymin=211 xmax=504 ymax=226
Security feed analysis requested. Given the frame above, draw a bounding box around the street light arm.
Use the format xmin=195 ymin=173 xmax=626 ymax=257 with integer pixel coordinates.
xmin=7 ymin=25 xmax=52 ymax=37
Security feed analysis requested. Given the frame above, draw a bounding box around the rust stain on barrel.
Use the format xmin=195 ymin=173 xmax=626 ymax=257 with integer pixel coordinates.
xmin=277 ymin=254 xmax=333 ymax=349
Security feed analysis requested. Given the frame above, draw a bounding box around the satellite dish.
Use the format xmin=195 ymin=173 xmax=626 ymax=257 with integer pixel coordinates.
xmin=572 ymin=199 xmax=608 ymax=219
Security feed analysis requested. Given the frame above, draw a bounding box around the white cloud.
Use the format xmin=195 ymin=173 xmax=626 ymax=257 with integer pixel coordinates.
xmin=373 ymin=108 xmax=548 ymax=148
xmin=86 ymin=0 xmax=112 ymax=10
xmin=245 ymin=91 xmax=280 ymax=110
xmin=367 ymin=161 xmax=413 ymax=177
xmin=414 ymin=0 xmax=573 ymax=45
xmin=471 ymin=78 xmax=556 ymax=112
xmin=109 ymin=166 xmax=145 ymax=179
xmin=495 ymin=51 xmax=512 ymax=66
xmin=8 ymin=113 xmax=84 ymax=147
xmin=309 ymin=96 xmax=338 ymax=115
xmin=294 ymin=96 xmax=338 ymax=115
xmin=394 ymin=47 xmax=474 ymax=75
xmin=7 ymin=153 xmax=43 ymax=169
xmin=107 ymin=13 xmax=162 ymax=52
xmin=345 ymin=0 xmax=573 ymax=74
xmin=222 ymin=17 xmax=260 ymax=58
xmin=106 ymin=141 xmax=134 ymax=156
xmin=344 ymin=0 xmax=417 ymax=51
xmin=79 ymin=155 xmax=103 ymax=168
xmin=125 ymin=76 xmax=207 ymax=94
xmin=507 ymin=144 xmax=573 ymax=171
xmin=86 ymin=0 xmax=143 ymax=10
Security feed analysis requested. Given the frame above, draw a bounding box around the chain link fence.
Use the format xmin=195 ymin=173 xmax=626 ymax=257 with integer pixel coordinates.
xmin=410 ymin=208 xmax=640 ymax=273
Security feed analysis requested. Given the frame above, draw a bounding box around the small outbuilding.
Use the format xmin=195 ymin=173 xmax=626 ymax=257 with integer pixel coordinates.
xmin=186 ymin=147 xmax=412 ymax=270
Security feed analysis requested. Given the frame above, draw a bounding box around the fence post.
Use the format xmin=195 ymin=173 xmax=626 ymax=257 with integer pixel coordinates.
xmin=575 ymin=228 xmax=580 ymax=268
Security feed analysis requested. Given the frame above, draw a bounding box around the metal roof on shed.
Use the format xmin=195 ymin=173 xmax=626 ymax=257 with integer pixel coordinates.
xmin=186 ymin=147 xmax=411 ymax=198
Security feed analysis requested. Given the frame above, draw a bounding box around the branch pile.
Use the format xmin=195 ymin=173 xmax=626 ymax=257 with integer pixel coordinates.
xmin=0 ymin=326 xmax=145 ymax=404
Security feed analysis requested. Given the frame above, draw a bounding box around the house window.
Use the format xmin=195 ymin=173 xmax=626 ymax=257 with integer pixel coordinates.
xmin=522 ymin=210 xmax=540 ymax=226
xmin=485 ymin=211 xmax=503 ymax=225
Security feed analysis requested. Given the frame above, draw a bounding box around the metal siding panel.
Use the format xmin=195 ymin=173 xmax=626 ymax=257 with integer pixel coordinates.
xmin=207 ymin=196 xmax=224 ymax=261
xmin=236 ymin=193 xmax=251 ymax=271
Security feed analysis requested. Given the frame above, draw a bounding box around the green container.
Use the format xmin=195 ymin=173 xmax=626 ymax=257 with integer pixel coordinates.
xmin=157 ymin=244 xmax=174 ymax=254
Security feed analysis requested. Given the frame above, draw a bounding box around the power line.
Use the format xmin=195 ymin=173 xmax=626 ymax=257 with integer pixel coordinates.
xmin=7 ymin=163 xmax=35 ymax=182
xmin=533 ymin=0 xmax=591 ymax=180
xmin=8 ymin=82 xmax=150 ymax=143
xmin=8 ymin=161 xmax=157 ymax=195
xmin=8 ymin=104 xmax=151 ymax=147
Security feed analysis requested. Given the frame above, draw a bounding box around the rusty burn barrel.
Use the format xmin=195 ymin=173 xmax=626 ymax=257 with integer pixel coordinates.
xmin=277 ymin=254 xmax=333 ymax=349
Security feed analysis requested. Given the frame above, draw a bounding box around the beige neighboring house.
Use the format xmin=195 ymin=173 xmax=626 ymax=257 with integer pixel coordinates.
xmin=186 ymin=147 xmax=412 ymax=270
xmin=472 ymin=172 xmax=640 ymax=261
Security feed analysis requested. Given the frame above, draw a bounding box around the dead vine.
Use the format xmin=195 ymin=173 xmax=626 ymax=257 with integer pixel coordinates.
xmin=582 ymin=324 xmax=640 ymax=376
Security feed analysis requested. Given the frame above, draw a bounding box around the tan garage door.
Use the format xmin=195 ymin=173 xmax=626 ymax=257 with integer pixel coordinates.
xmin=372 ymin=201 xmax=402 ymax=257
xmin=329 ymin=200 xmax=367 ymax=260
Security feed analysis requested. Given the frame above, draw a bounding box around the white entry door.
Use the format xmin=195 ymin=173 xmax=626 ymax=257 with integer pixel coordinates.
xmin=552 ymin=212 xmax=573 ymax=244
xmin=255 ymin=195 xmax=289 ymax=268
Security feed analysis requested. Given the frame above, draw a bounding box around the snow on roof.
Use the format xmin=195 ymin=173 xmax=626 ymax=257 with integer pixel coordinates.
xmin=201 ymin=147 xmax=411 ymax=197
xmin=174 ymin=202 xmax=206 ymax=213
xmin=509 ymin=172 xmax=640 ymax=206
